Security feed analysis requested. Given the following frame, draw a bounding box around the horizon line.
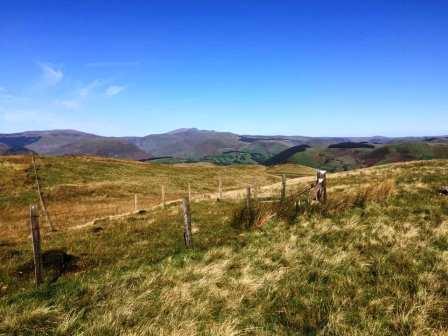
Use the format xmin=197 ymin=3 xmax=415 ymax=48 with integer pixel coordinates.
xmin=0 ymin=127 xmax=447 ymax=139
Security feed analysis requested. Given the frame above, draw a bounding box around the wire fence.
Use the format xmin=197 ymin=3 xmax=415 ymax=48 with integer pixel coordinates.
xmin=1 ymin=155 xmax=317 ymax=241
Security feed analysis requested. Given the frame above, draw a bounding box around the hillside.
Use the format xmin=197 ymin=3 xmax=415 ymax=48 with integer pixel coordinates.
xmin=0 ymin=155 xmax=314 ymax=240
xmin=1 ymin=159 xmax=447 ymax=334
xmin=278 ymin=142 xmax=448 ymax=171
xmin=126 ymin=128 xmax=244 ymax=159
xmin=1 ymin=128 xmax=447 ymax=164
xmin=265 ymin=145 xmax=310 ymax=165
xmin=0 ymin=130 xmax=100 ymax=154
xmin=48 ymin=139 xmax=150 ymax=160
xmin=0 ymin=143 xmax=8 ymax=155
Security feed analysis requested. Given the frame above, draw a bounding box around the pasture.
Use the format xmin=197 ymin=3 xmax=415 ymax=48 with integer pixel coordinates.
xmin=0 ymin=157 xmax=447 ymax=335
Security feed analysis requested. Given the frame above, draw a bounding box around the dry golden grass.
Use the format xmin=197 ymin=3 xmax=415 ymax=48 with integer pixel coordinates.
xmin=1 ymin=159 xmax=448 ymax=335
xmin=0 ymin=155 xmax=314 ymax=241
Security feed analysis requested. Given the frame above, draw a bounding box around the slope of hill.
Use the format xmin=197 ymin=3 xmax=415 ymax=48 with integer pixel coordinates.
xmin=1 ymin=160 xmax=447 ymax=334
xmin=363 ymin=142 xmax=448 ymax=166
xmin=328 ymin=142 xmax=375 ymax=149
xmin=0 ymin=143 xmax=9 ymax=155
xmin=126 ymin=128 xmax=244 ymax=159
xmin=0 ymin=130 xmax=100 ymax=154
xmin=1 ymin=128 xmax=447 ymax=165
xmin=49 ymin=139 xmax=150 ymax=160
xmin=280 ymin=142 xmax=448 ymax=171
xmin=265 ymin=145 xmax=310 ymax=165
xmin=0 ymin=155 xmax=314 ymax=240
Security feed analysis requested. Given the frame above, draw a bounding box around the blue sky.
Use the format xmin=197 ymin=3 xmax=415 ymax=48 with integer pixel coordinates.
xmin=0 ymin=0 xmax=447 ymax=136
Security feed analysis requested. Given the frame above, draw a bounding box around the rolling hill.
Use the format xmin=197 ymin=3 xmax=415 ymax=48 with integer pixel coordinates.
xmin=1 ymin=128 xmax=448 ymax=168
xmin=0 ymin=143 xmax=9 ymax=155
xmin=278 ymin=142 xmax=448 ymax=171
xmin=48 ymin=139 xmax=150 ymax=160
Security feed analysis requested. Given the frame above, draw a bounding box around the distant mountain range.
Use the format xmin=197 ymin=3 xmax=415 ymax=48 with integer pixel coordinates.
xmin=1 ymin=128 xmax=448 ymax=171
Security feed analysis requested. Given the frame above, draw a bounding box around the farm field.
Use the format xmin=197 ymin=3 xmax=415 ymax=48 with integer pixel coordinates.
xmin=0 ymin=159 xmax=447 ymax=335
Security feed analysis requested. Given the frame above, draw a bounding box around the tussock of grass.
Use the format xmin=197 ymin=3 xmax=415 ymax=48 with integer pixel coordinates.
xmin=230 ymin=201 xmax=274 ymax=230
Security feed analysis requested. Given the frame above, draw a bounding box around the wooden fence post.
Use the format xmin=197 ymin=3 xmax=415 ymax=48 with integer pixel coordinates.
xmin=29 ymin=205 xmax=43 ymax=286
xmin=181 ymin=198 xmax=193 ymax=248
xmin=315 ymin=170 xmax=327 ymax=203
xmin=246 ymin=185 xmax=252 ymax=209
xmin=246 ymin=186 xmax=252 ymax=227
xmin=31 ymin=154 xmax=55 ymax=231
xmin=188 ymin=183 xmax=192 ymax=203
xmin=218 ymin=177 xmax=223 ymax=201
xmin=281 ymin=174 xmax=286 ymax=202
xmin=253 ymin=183 xmax=258 ymax=200
xmin=134 ymin=194 xmax=138 ymax=212
xmin=161 ymin=185 xmax=166 ymax=209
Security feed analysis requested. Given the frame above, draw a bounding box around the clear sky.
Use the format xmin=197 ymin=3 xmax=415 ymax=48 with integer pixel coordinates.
xmin=0 ymin=0 xmax=447 ymax=137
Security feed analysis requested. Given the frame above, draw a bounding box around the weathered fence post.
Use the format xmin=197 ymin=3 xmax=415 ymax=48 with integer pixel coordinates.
xmin=188 ymin=183 xmax=192 ymax=203
xmin=161 ymin=185 xmax=166 ymax=209
xmin=181 ymin=198 xmax=193 ymax=248
xmin=246 ymin=185 xmax=252 ymax=209
xmin=134 ymin=194 xmax=138 ymax=212
xmin=246 ymin=186 xmax=252 ymax=227
xmin=218 ymin=177 xmax=223 ymax=201
xmin=281 ymin=174 xmax=287 ymax=202
xmin=31 ymin=154 xmax=55 ymax=231
xmin=29 ymin=205 xmax=43 ymax=286
xmin=315 ymin=170 xmax=327 ymax=203
xmin=253 ymin=183 xmax=258 ymax=200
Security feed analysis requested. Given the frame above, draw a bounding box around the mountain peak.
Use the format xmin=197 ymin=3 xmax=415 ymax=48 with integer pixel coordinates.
xmin=166 ymin=128 xmax=201 ymax=134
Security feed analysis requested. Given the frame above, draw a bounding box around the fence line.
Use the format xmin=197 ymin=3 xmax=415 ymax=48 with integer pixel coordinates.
xmin=3 ymin=171 xmax=320 ymax=241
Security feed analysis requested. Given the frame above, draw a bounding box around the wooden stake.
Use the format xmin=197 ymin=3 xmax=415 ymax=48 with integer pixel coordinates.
xmin=181 ymin=198 xmax=193 ymax=248
xmin=281 ymin=174 xmax=286 ymax=202
xmin=29 ymin=205 xmax=43 ymax=286
xmin=246 ymin=185 xmax=252 ymax=209
xmin=246 ymin=186 xmax=252 ymax=228
xmin=161 ymin=185 xmax=166 ymax=209
xmin=188 ymin=183 xmax=191 ymax=203
xmin=253 ymin=183 xmax=258 ymax=200
xmin=134 ymin=194 xmax=138 ymax=212
xmin=31 ymin=154 xmax=55 ymax=231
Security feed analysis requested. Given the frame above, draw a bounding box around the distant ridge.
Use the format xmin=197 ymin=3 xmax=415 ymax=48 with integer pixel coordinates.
xmin=0 ymin=128 xmax=447 ymax=168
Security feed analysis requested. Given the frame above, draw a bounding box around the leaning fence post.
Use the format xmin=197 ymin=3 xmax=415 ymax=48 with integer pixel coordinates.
xmin=181 ymin=198 xmax=193 ymax=248
xmin=29 ymin=205 xmax=43 ymax=286
xmin=188 ymin=183 xmax=192 ymax=203
xmin=161 ymin=185 xmax=166 ymax=209
xmin=31 ymin=154 xmax=55 ymax=231
xmin=281 ymin=174 xmax=286 ymax=202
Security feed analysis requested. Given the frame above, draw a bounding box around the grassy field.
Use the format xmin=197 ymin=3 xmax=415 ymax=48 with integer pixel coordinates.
xmin=0 ymin=155 xmax=314 ymax=241
xmin=0 ymin=159 xmax=447 ymax=334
